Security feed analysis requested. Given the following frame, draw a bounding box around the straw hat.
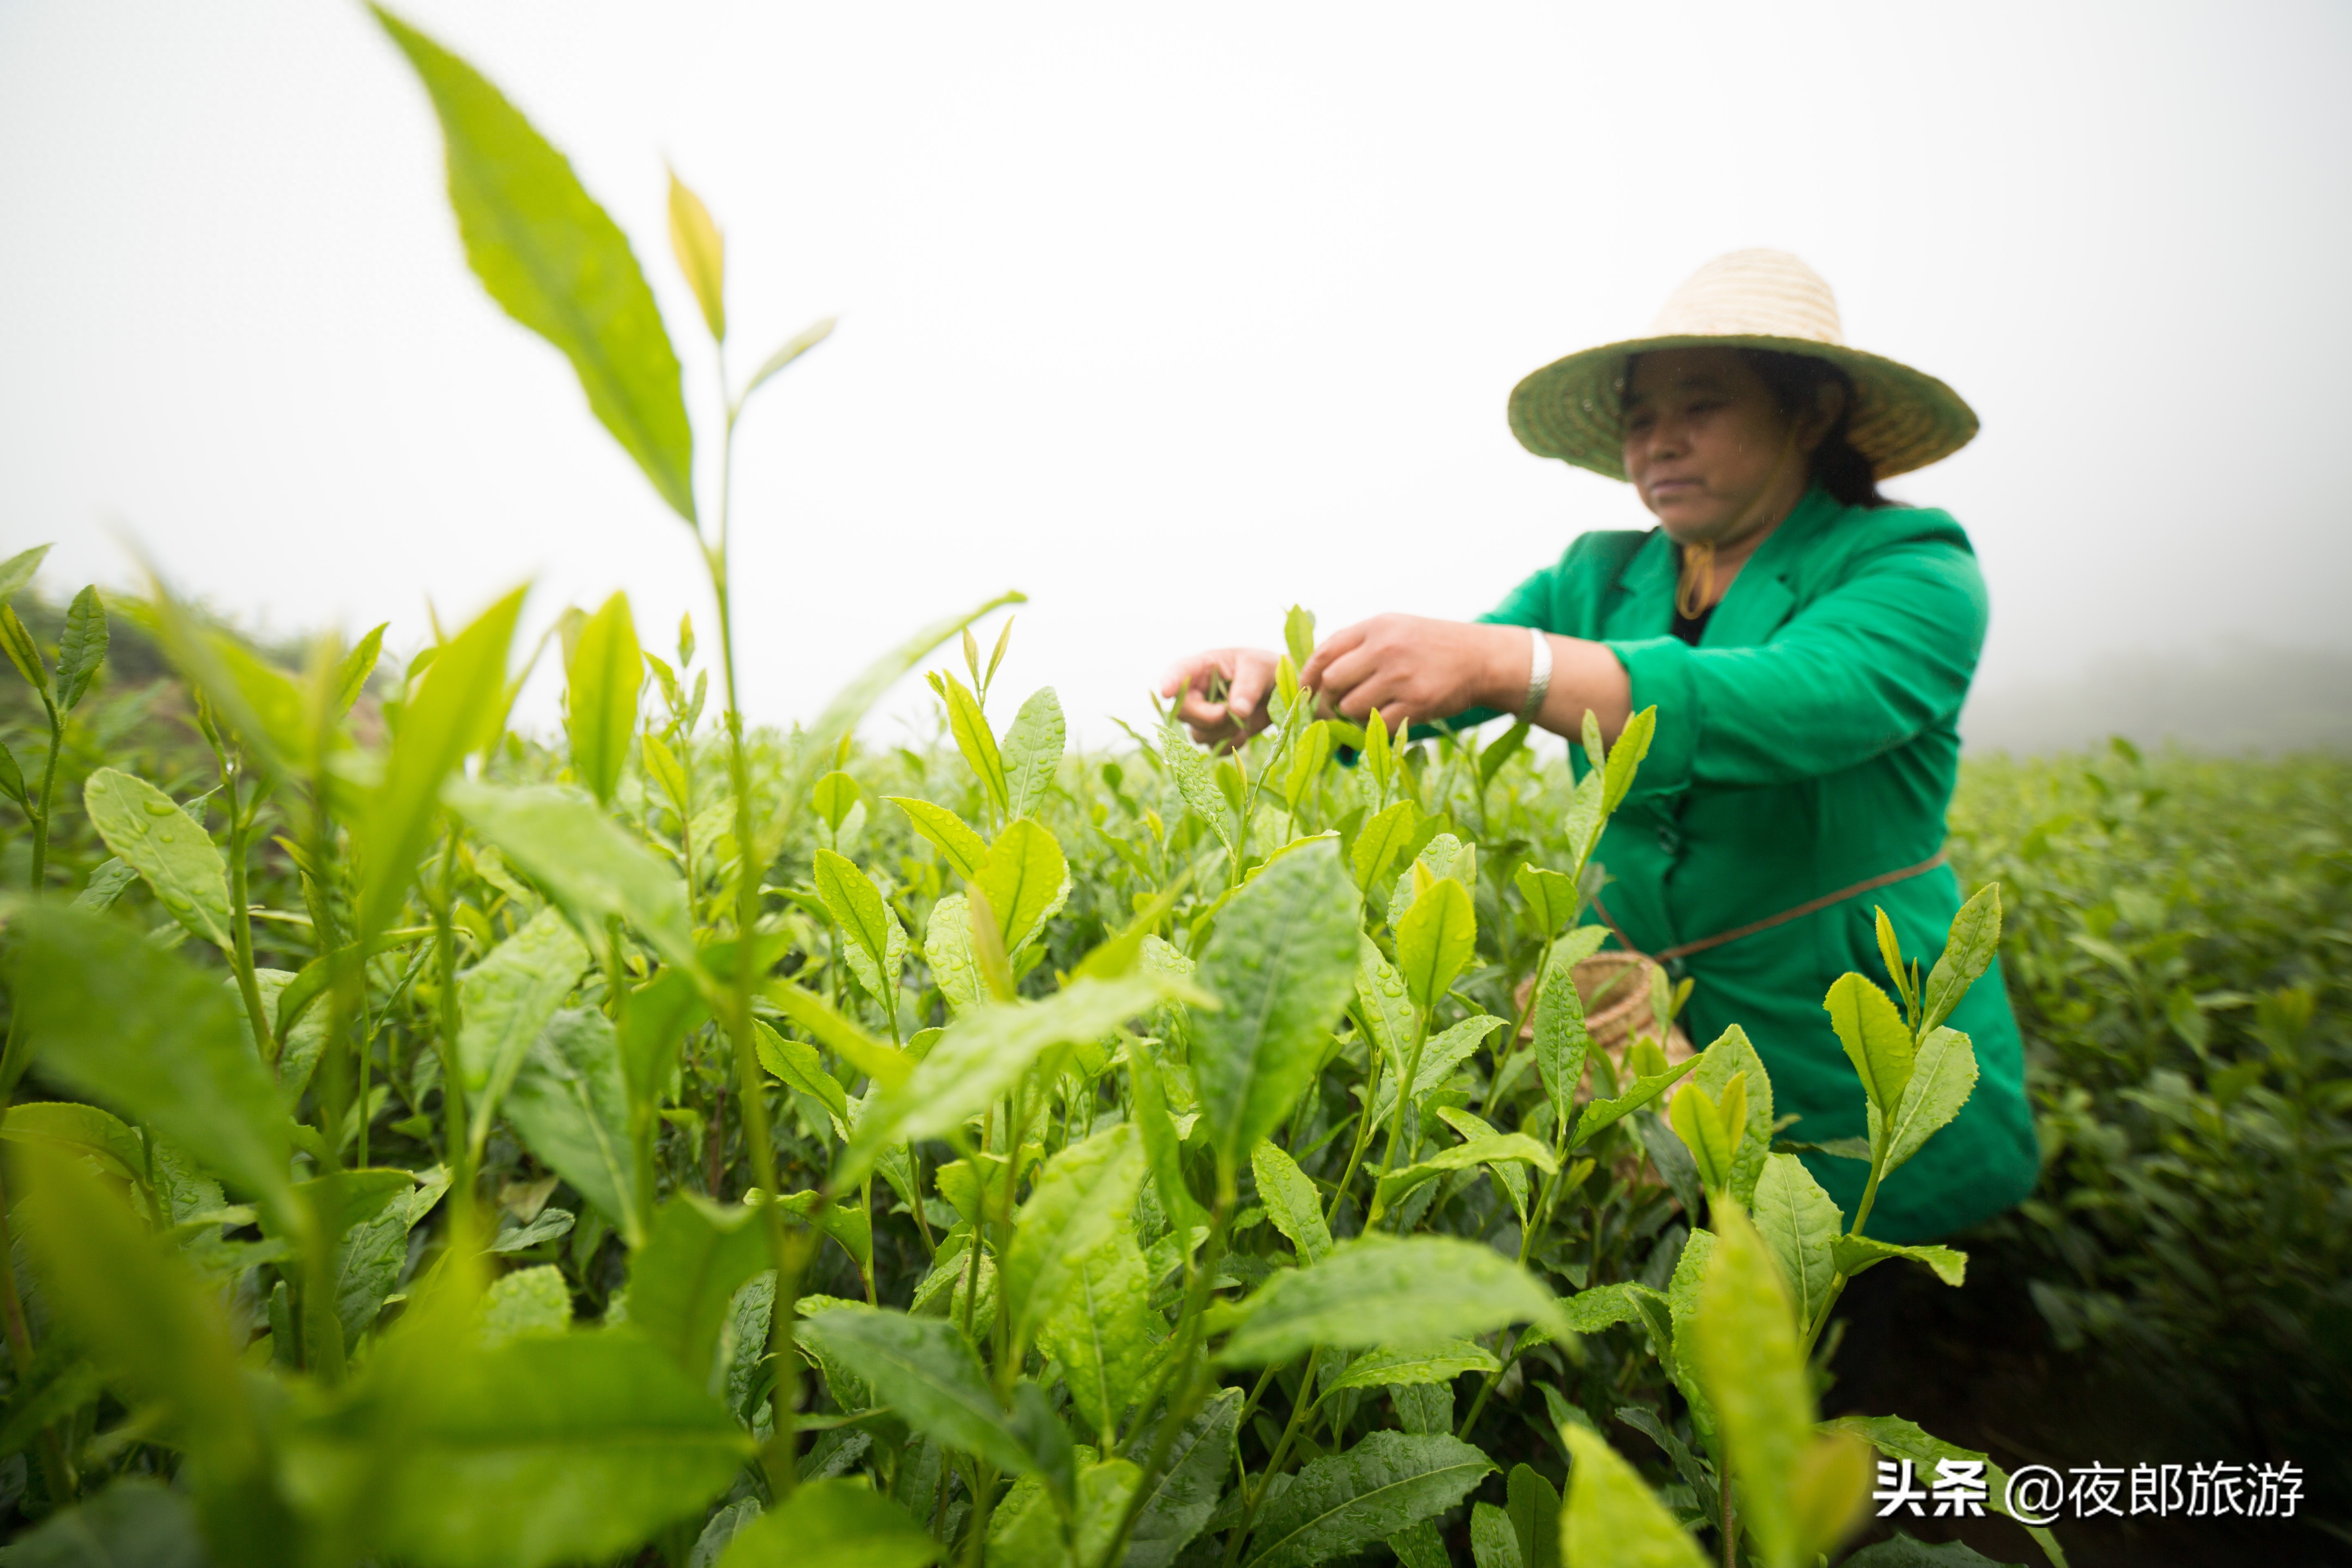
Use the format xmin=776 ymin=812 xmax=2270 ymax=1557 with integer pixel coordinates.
xmin=1507 ymin=249 xmax=1978 ymax=482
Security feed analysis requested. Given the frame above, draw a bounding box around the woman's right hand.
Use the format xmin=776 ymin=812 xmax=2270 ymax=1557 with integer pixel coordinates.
xmin=1157 ymin=647 xmax=1281 ymax=747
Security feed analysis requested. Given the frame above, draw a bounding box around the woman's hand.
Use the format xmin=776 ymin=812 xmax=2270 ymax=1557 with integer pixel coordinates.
xmin=1300 ymin=615 xmax=1521 ymax=730
xmin=1158 ymin=647 xmax=1281 ymax=746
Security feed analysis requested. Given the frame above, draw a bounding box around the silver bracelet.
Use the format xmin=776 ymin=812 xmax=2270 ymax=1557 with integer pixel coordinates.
xmin=1519 ymin=625 xmax=1552 ymax=722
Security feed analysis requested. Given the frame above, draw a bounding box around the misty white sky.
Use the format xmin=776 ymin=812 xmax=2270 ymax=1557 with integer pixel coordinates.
xmin=3 ymin=2 xmax=2348 ymax=745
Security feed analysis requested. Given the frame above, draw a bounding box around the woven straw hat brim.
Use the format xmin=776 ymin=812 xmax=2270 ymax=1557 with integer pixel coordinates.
xmin=1507 ymin=331 xmax=1980 ymax=483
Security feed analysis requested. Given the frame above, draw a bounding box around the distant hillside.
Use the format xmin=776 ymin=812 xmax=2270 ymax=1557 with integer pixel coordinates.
xmin=1962 ymin=641 xmax=2352 ymax=756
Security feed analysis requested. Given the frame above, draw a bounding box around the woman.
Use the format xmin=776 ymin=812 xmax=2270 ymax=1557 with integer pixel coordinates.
xmin=1160 ymin=249 xmax=2038 ymax=1243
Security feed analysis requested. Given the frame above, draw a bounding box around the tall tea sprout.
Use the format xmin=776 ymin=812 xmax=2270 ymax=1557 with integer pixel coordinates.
xmin=373 ymin=7 xmax=1016 ymax=1489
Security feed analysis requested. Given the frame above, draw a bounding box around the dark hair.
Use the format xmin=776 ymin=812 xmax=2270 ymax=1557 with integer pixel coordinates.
xmin=1736 ymin=349 xmax=1888 ymax=508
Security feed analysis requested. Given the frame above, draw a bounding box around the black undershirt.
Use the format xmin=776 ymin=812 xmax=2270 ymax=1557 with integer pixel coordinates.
xmin=1671 ymin=601 xmax=1715 ymax=646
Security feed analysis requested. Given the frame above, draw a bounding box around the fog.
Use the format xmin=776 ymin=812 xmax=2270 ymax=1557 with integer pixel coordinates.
xmin=3 ymin=2 xmax=2348 ymax=751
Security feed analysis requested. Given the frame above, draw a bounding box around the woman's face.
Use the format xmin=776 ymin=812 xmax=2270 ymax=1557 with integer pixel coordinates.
xmin=1621 ymin=347 xmax=1829 ymax=541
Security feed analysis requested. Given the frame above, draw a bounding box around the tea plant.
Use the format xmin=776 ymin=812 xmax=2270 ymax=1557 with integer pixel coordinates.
xmin=0 ymin=12 xmax=2079 ymax=1567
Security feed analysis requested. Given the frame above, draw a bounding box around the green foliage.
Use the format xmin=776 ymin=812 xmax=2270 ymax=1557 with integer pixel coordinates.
xmin=3 ymin=16 xmax=2306 ymax=1564
xmin=372 ymin=6 xmax=697 ymax=521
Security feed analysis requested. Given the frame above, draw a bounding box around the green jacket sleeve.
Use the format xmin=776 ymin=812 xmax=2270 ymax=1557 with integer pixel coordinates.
xmin=1605 ymin=535 xmax=1987 ymax=798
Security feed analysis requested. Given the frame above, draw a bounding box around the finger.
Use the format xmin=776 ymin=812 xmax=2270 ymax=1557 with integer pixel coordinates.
xmin=1315 ymin=641 xmax=1383 ymax=705
xmin=1225 ymin=659 xmax=1272 ymax=724
xmin=1298 ymin=624 xmax=1365 ymax=691
xmin=1338 ymin=676 xmax=1409 ymax=728
xmin=1157 ymin=650 xmax=1223 ymax=702
xmin=1175 ymin=686 xmax=1229 ymax=728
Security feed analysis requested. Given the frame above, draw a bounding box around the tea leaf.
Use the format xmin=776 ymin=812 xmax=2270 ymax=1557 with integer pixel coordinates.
xmin=1369 ymin=1014 xmax=1506 ymax=1128
xmin=754 ymin=1020 xmax=851 ymax=1128
xmin=1880 ymin=1026 xmax=1978 ymax=1176
xmin=890 ymin=796 xmax=990 ymax=880
xmin=1284 ymin=721 xmax=1334 ymax=808
xmin=1375 ymin=1132 xmax=1557 ymax=1213
xmin=1664 ymin=1227 xmax=1715 ymax=1422
xmin=666 ymin=169 xmax=725 ymax=342
xmin=55 ymin=584 xmax=108 ymax=712
xmin=973 ymin=817 xmax=1070 ymax=954
xmin=1752 ymin=1154 xmax=1844 ymax=1330
xmin=1394 ymin=876 xmax=1475 ymax=1011
xmin=1830 ymin=1235 xmax=1967 ymax=1288
xmin=328 ymin=1330 xmax=751 ymax=1568
xmin=1573 ymin=1054 xmax=1702 ymax=1148
xmin=1219 ymin=1236 xmax=1567 ymax=1366
xmin=1471 ymin=1501 xmax=1523 ymax=1568
xmin=1159 ymin=713 xmax=1233 ymax=855
xmin=566 ymin=592 xmax=641 ymax=805
xmin=18 ymin=1150 xmax=277 ymax=1524
xmin=336 ymin=623 xmax=388 ymax=718
xmin=336 ymin=1166 xmax=451 ymax=1344
xmin=1692 ymin=1204 xmax=1817 ymax=1568
xmin=1530 ymin=928 xmax=1608 ymax=1120
xmin=1560 ymin=1281 xmax=1670 ymax=1344
xmin=815 ymin=848 xmax=904 ymax=999
xmin=942 ymin=672 xmax=1009 ymax=821
xmin=623 ymin=964 xmax=710 ymax=1110
xmin=1920 ymin=884 xmax=2002 ymax=1035
xmin=1006 ymin=1124 xmax=1144 ymax=1356
xmin=1128 ymin=1043 xmax=1207 ymax=1235
xmin=797 ymin=1306 xmax=1032 ymax=1474
xmin=507 ymin=1008 xmax=643 ymax=1246
xmin=1242 ymin=1430 xmax=1495 ymax=1568
xmin=0 ymin=1481 xmax=208 ymax=1568
xmin=626 ymin=1195 xmax=771 ymax=1383
xmin=799 ymin=595 xmax=1024 ymax=783
xmin=1600 ymin=706 xmax=1657 ymax=815
xmin=456 ymin=906 xmax=592 ymax=1153
xmin=1558 ymin=1424 xmax=1706 ymax=1568
xmin=1000 ymin=686 xmax=1066 ymax=821
xmin=838 ymin=973 xmax=1175 ymax=1188
xmin=922 ymin=891 xmax=986 ymax=1019
xmin=1283 ymin=605 xmax=1318 ymax=669
xmin=1325 ymin=1340 xmax=1500 ymax=1392
xmin=1251 ymin=1140 xmax=1332 ymax=1264
xmin=717 ymin=1479 xmax=939 ymax=1568
xmin=374 ymin=8 xmax=697 ymax=521
xmin=1506 ymin=1464 xmax=1563 ymax=1568
xmin=1125 ymin=1386 xmax=1242 ymax=1568
xmin=12 ymin=907 xmax=296 ymax=1231
xmin=1353 ymin=934 xmax=1419 ymax=1085
xmin=1190 ymin=840 xmax=1360 ymax=1171
xmin=1666 ymin=1077 xmax=1742 ymax=1198
xmin=988 ymin=1455 xmax=1138 ymax=1568
xmin=1362 ymin=706 xmax=1395 ymax=798
xmin=479 ymin=1265 xmax=573 ymax=1347
xmin=359 ymin=586 xmax=525 ymax=942
xmin=1692 ymin=1025 xmax=1774 ymax=1207
xmin=0 ymin=605 xmax=44 ymax=690
xmin=1514 ymin=864 xmax=1581 ymax=938
xmin=0 ymin=543 xmax=49 ymax=607
xmin=444 ymin=779 xmax=696 ymax=971
xmin=738 ymin=317 xmax=837 ymax=409
xmin=1822 ymin=973 xmax=1915 ymax=1120
xmin=1039 ymin=1236 xmax=1157 ymax=1447
xmin=82 ymin=767 xmax=233 ymax=951
xmin=1351 ymin=800 xmax=1417 ymax=895
xmin=1 ymin=1102 xmax=147 ymax=1189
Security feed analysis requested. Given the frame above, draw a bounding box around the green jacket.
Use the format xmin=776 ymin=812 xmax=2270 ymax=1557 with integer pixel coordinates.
xmin=1468 ymin=485 xmax=2038 ymax=1241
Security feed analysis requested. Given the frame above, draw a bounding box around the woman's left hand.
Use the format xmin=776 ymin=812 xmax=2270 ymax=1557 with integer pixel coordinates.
xmin=1300 ymin=614 xmax=1520 ymax=730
